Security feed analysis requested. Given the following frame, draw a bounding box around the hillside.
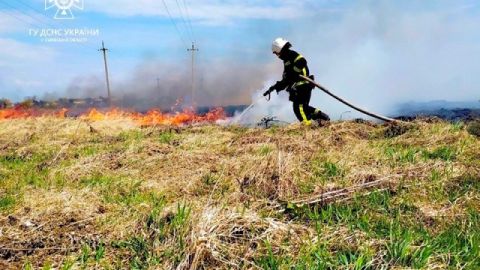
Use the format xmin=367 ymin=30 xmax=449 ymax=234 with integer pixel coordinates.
xmin=0 ymin=118 xmax=479 ymax=269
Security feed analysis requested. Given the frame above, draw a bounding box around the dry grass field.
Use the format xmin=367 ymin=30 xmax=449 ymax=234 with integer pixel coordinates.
xmin=0 ymin=117 xmax=479 ymax=269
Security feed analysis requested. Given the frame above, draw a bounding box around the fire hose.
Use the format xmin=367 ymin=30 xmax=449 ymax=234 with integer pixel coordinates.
xmin=236 ymin=77 xmax=398 ymax=124
xmin=300 ymin=75 xmax=397 ymax=123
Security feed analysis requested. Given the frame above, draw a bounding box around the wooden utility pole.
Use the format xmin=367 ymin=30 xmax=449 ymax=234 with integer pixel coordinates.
xmin=187 ymin=42 xmax=198 ymax=107
xmin=99 ymin=41 xmax=112 ymax=106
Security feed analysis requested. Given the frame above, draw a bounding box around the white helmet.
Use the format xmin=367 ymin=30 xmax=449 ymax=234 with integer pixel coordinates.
xmin=272 ymin=37 xmax=289 ymax=54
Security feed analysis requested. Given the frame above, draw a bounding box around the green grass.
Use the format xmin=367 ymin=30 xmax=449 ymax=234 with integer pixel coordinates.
xmin=451 ymin=122 xmax=464 ymax=132
xmin=0 ymin=149 xmax=60 ymax=189
xmin=1 ymin=119 xmax=479 ymax=269
xmin=79 ymin=245 xmax=91 ymax=266
xmin=422 ymin=146 xmax=457 ymax=161
xmin=201 ymin=173 xmax=217 ymax=186
xmin=80 ymin=174 xmax=115 ymax=187
xmin=112 ymin=202 xmax=191 ymax=269
xmin=384 ymin=145 xmax=420 ymax=164
xmin=336 ymin=249 xmax=374 ymax=270
xmin=157 ymin=132 xmax=176 ymax=144
xmin=385 ymin=223 xmax=432 ymax=268
xmin=119 ymin=130 xmax=145 ymax=141
xmin=281 ymin=187 xmax=480 ymax=268
xmin=443 ymin=174 xmax=480 ymax=203
xmin=432 ymin=210 xmax=480 ymax=268
xmin=94 ymin=242 xmax=106 ymax=262
xmin=0 ymin=194 xmax=16 ymax=211
xmin=76 ymin=145 xmax=99 ymax=157
xmin=102 ymin=181 xmax=165 ymax=207
xmin=258 ymin=144 xmax=273 ymax=156
xmin=255 ymin=241 xmax=291 ymax=270
xmin=310 ymin=159 xmax=345 ymax=186
xmin=60 ymin=259 xmax=75 ymax=270
xmin=323 ymin=161 xmax=343 ymax=178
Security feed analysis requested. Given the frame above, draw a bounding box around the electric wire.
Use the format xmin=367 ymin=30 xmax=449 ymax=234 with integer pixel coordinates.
xmin=175 ymin=0 xmax=193 ymax=42
xmin=0 ymin=0 xmax=98 ymax=51
xmin=13 ymin=0 xmax=55 ymax=19
xmin=182 ymin=0 xmax=195 ymax=42
xmin=15 ymin=0 xmax=99 ymax=51
xmin=0 ymin=1 xmax=110 ymax=98
xmin=0 ymin=0 xmax=51 ymax=26
xmin=161 ymin=0 xmax=189 ymax=47
xmin=0 ymin=7 xmax=36 ymax=27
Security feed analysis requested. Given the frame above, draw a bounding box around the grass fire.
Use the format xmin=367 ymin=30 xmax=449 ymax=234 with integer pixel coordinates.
xmin=1 ymin=1 xmax=480 ymax=269
xmin=0 ymin=106 xmax=227 ymax=127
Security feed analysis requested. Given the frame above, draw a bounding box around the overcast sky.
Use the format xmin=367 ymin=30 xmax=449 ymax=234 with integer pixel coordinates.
xmin=0 ymin=0 xmax=479 ymax=117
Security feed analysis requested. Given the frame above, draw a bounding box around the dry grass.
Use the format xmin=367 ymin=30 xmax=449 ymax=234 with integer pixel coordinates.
xmin=0 ymin=117 xmax=479 ymax=269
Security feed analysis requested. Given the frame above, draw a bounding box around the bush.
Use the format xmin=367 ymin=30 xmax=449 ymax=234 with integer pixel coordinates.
xmin=467 ymin=121 xmax=480 ymax=138
xmin=383 ymin=124 xmax=413 ymax=138
xmin=0 ymin=98 xmax=13 ymax=109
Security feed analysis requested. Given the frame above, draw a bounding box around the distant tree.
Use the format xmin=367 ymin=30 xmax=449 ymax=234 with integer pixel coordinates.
xmin=18 ymin=99 xmax=34 ymax=109
xmin=0 ymin=98 xmax=13 ymax=109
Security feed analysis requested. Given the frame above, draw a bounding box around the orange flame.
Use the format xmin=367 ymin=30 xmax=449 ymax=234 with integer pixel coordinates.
xmin=0 ymin=107 xmax=226 ymax=126
xmin=0 ymin=106 xmax=68 ymax=119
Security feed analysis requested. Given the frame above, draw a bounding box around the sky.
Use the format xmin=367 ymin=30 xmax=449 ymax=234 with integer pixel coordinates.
xmin=0 ymin=0 xmax=479 ymax=120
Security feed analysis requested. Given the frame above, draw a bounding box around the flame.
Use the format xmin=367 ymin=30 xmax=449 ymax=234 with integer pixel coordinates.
xmin=0 ymin=106 xmax=68 ymax=119
xmin=57 ymin=108 xmax=68 ymax=118
xmin=0 ymin=106 xmax=226 ymax=126
xmin=82 ymin=108 xmax=227 ymax=126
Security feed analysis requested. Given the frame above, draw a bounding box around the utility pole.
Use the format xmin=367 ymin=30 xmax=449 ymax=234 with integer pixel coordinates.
xmin=157 ymin=77 xmax=161 ymax=92
xmin=187 ymin=42 xmax=198 ymax=107
xmin=99 ymin=41 xmax=112 ymax=106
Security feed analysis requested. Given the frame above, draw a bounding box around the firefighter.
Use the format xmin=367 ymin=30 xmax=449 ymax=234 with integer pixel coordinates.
xmin=264 ymin=38 xmax=330 ymax=126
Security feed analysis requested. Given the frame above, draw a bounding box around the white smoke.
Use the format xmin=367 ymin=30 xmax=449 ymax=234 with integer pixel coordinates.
xmin=3 ymin=0 xmax=479 ymax=120
xmin=287 ymin=1 xmax=480 ymax=119
xmin=222 ymin=81 xmax=297 ymax=126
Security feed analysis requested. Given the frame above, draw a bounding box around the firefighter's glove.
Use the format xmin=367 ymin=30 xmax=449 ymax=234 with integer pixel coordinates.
xmin=263 ymin=86 xmax=275 ymax=97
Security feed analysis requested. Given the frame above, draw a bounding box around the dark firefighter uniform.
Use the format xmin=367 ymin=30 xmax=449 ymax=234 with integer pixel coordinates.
xmin=268 ymin=48 xmax=330 ymax=125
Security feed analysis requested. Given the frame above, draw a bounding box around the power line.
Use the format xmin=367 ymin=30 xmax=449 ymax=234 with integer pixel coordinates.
xmin=161 ymin=0 xmax=189 ymax=47
xmin=0 ymin=2 xmax=59 ymax=38
xmin=0 ymin=7 xmax=36 ymax=26
xmin=0 ymin=0 xmax=65 ymax=31
xmin=0 ymin=1 xmax=50 ymax=26
xmin=13 ymin=0 xmax=54 ymax=18
xmin=0 ymin=1 xmax=111 ymax=103
xmin=0 ymin=0 xmax=98 ymax=51
xmin=175 ymin=0 xmax=193 ymax=42
xmin=182 ymin=0 xmax=195 ymax=42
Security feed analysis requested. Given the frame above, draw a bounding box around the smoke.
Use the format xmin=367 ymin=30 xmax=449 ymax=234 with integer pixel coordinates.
xmin=65 ymin=75 xmax=105 ymax=99
xmin=220 ymin=0 xmax=480 ymax=123
xmin=0 ymin=72 xmax=4 ymax=90
xmin=39 ymin=0 xmax=480 ymax=123
xmin=285 ymin=0 xmax=480 ymax=120
xmin=48 ymin=56 xmax=281 ymax=111
xmin=227 ymin=84 xmax=296 ymax=126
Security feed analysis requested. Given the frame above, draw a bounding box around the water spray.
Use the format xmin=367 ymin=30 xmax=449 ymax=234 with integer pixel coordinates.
xmin=233 ymin=93 xmax=271 ymax=124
